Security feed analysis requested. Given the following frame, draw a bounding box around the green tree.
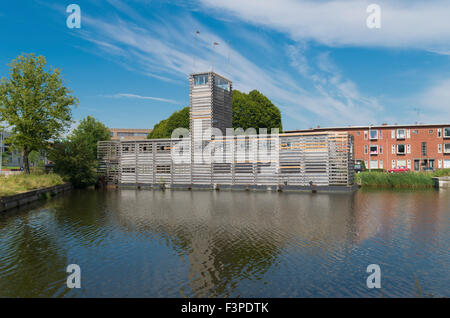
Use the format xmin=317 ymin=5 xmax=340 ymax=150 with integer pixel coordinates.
xmin=28 ymin=150 xmax=42 ymax=167
xmin=232 ymin=90 xmax=282 ymax=133
xmin=0 ymin=53 xmax=78 ymax=173
xmin=49 ymin=116 xmax=110 ymax=188
xmin=147 ymin=106 xmax=190 ymax=139
xmin=147 ymin=90 xmax=282 ymax=138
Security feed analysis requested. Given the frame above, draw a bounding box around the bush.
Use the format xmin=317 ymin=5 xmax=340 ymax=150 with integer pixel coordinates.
xmin=356 ymin=171 xmax=434 ymax=188
xmin=49 ymin=116 xmax=110 ymax=188
xmin=432 ymin=168 xmax=450 ymax=177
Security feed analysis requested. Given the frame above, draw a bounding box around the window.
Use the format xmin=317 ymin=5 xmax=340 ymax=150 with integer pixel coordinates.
xmin=391 ymin=130 xmax=395 ymax=139
xmin=364 ymin=145 xmax=368 ymax=154
xmin=122 ymin=167 xmax=135 ymax=174
xmin=156 ymin=165 xmax=171 ymax=174
xmin=216 ymin=77 xmax=229 ymax=91
xmin=364 ymin=131 xmax=368 ymax=140
xmin=369 ymin=130 xmax=378 ymax=140
xmin=397 ymin=144 xmax=406 ymax=154
xmin=407 ymin=129 xmax=411 ymax=138
xmin=438 ymin=160 xmax=442 ymax=169
xmin=407 ymin=144 xmax=411 ymax=154
xmin=397 ymin=129 xmax=406 ymax=139
xmin=429 ymin=130 xmax=433 ymax=134
xmin=156 ymin=143 xmax=171 ymax=153
xmin=414 ymin=160 xmax=420 ymax=171
xmin=379 ymin=145 xmax=383 ymax=154
xmin=369 ymin=145 xmax=378 ymax=155
xmin=421 ymin=142 xmax=427 ymax=156
xmin=370 ymin=160 xmax=378 ymax=169
xmin=438 ymin=128 xmax=442 ymax=138
xmin=139 ymin=143 xmax=152 ymax=153
xmin=380 ymin=131 xmax=383 ymax=139
xmin=392 ymin=160 xmax=396 ymax=168
xmin=356 ymin=131 xmax=360 ymax=136
xmin=407 ymin=160 xmax=411 ymax=169
xmin=444 ymin=127 xmax=450 ymax=138
xmin=122 ymin=144 xmax=135 ymax=153
xmin=392 ymin=144 xmax=396 ymax=154
xmin=444 ymin=143 xmax=450 ymax=154
xmin=194 ymin=74 xmax=209 ymax=86
xmin=438 ymin=144 xmax=442 ymax=153
xmin=413 ymin=130 xmax=418 ymax=134
xmin=397 ymin=160 xmax=406 ymax=167
xmin=379 ymin=160 xmax=383 ymax=169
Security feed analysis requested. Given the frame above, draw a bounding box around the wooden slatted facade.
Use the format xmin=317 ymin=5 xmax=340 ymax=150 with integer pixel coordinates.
xmin=98 ymin=72 xmax=354 ymax=189
xmin=98 ymin=131 xmax=354 ymax=187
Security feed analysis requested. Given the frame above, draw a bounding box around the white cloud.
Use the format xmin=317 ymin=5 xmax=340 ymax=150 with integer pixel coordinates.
xmin=417 ymin=79 xmax=450 ymax=123
xmin=104 ymin=93 xmax=178 ymax=104
xmin=68 ymin=1 xmax=385 ymax=128
xmin=199 ymin=0 xmax=450 ymax=53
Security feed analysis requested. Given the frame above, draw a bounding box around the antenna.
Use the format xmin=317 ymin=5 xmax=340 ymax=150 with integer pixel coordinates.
xmin=413 ymin=107 xmax=420 ymax=124
xmin=193 ymin=30 xmax=200 ymax=72
xmin=211 ymin=42 xmax=219 ymax=71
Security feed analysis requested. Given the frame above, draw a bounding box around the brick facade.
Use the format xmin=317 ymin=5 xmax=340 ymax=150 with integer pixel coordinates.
xmin=287 ymin=124 xmax=450 ymax=171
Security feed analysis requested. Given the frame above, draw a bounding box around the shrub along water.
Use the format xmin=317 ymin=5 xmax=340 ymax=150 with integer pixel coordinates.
xmin=355 ymin=169 xmax=450 ymax=188
xmin=0 ymin=173 xmax=64 ymax=197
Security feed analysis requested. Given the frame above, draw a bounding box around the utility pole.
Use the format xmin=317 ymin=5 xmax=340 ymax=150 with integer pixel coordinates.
xmin=193 ymin=30 xmax=200 ymax=72
xmin=211 ymin=42 xmax=219 ymax=71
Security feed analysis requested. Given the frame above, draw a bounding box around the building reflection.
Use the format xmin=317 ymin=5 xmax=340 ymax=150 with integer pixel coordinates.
xmin=109 ymin=190 xmax=359 ymax=296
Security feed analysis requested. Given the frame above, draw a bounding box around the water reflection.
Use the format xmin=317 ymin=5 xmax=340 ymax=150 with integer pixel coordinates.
xmin=0 ymin=189 xmax=448 ymax=297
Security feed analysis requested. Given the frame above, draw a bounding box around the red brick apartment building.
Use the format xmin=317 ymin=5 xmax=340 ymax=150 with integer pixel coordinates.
xmin=287 ymin=124 xmax=450 ymax=171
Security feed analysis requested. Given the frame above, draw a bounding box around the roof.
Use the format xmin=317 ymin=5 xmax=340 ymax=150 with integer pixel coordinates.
xmin=286 ymin=123 xmax=450 ymax=133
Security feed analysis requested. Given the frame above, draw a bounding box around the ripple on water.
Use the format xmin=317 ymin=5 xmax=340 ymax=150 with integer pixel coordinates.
xmin=0 ymin=188 xmax=449 ymax=297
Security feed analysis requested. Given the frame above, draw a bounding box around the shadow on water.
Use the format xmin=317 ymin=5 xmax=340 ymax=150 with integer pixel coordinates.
xmin=0 ymin=188 xmax=449 ymax=297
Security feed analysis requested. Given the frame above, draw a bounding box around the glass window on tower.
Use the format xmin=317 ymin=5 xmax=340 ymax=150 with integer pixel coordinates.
xmin=194 ymin=74 xmax=209 ymax=86
xmin=216 ymin=77 xmax=229 ymax=91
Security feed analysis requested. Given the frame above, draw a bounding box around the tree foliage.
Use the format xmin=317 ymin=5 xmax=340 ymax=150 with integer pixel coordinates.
xmin=232 ymin=90 xmax=282 ymax=133
xmin=147 ymin=106 xmax=190 ymax=139
xmin=147 ymin=90 xmax=282 ymax=138
xmin=49 ymin=116 xmax=110 ymax=188
xmin=0 ymin=53 xmax=78 ymax=173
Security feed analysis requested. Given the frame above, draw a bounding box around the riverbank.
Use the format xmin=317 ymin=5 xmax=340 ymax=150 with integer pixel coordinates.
xmin=355 ymin=169 xmax=450 ymax=188
xmin=0 ymin=173 xmax=65 ymax=197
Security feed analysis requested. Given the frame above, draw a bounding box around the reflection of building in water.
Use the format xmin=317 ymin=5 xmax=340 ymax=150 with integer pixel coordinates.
xmin=351 ymin=190 xmax=443 ymax=246
xmin=109 ymin=190 xmax=358 ymax=296
xmin=98 ymin=72 xmax=354 ymax=189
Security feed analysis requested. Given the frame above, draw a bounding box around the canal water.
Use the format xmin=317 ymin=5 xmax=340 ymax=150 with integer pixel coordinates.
xmin=0 ymin=189 xmax=448 ymax=297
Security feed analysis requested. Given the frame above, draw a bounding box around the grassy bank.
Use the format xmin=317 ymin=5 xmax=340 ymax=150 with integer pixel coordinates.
xmin=0 ymin=173 xmax=65 ymax=197
xmin=355 ymin=169 xmax=450 ymax=188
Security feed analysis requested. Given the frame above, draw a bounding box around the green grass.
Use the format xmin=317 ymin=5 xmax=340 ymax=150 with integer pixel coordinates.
xmin=0 ymin=173 xmax=65 ymax=197
xmin=355 ymin=169 xmax=450 ymax=188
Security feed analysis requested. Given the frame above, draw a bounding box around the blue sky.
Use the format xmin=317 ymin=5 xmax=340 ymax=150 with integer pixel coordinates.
xmin=1 ymin=0 xmax=450 ymax=131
